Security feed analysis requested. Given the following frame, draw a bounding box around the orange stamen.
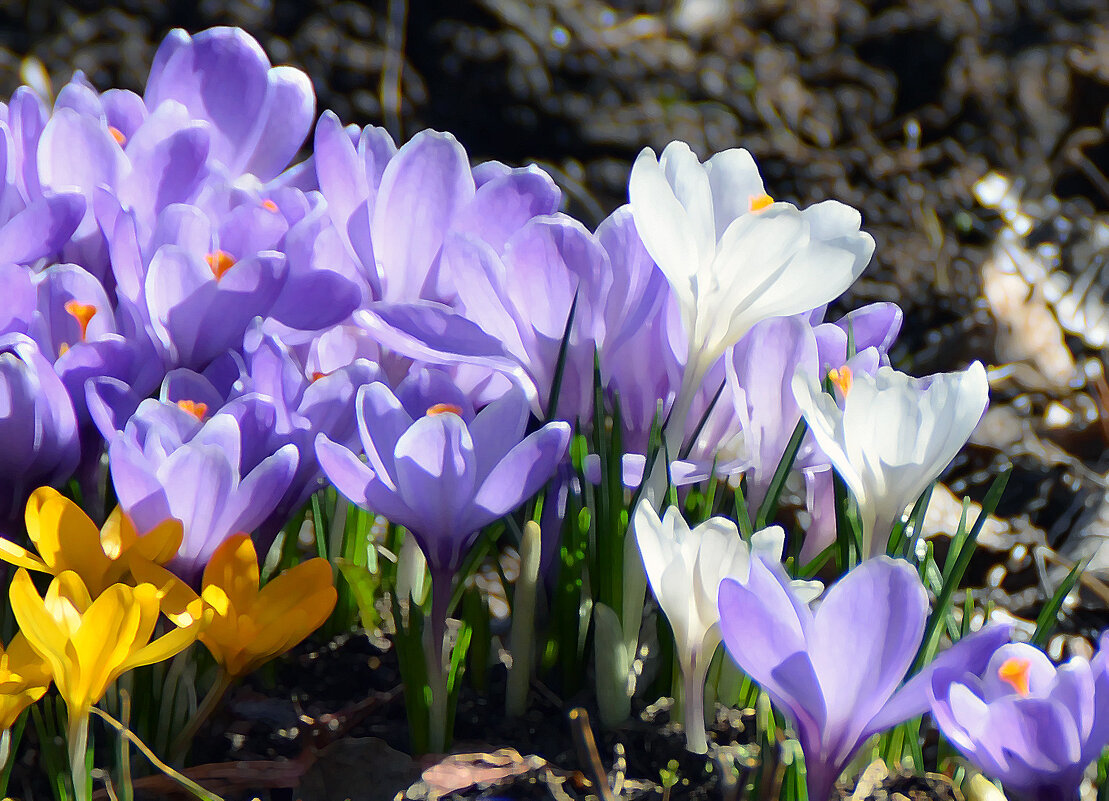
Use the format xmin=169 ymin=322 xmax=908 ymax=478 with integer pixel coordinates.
xmin=108 ymin=126 xmax=127 ymax=146
xmin=262 ymin=199 xmax=279 ymax=213
xmin=998 ymin=657 xmax=1032 ymax=696
xmin=64 ymin=300 xmax=97 ymax=341
xmin=748 ymin=193 xmax=774 ymax=213
xmin=206 ymin=250 xmax=237 ymax=280
xmin=176 ymin=400 xmax=208 ymax=421
xmin=828 ymin=366 xmax=853 ymax=397
xmin=427 ymin=403 xmax=463 ymax=417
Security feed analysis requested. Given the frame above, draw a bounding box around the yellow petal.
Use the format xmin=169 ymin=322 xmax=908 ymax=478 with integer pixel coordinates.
xmin=255 ymin=559 xmax=336 ymax=632
xmin=0 ymin=539 xmax=50 ymax=573
xmin=122 ymin=618 xmax=201 ymax=672
xmin=131 ymin=517 xmax=184 ymax=565
xmin=202 ymin=535 xmax=260 ymax=612
xmin=129 ymin=561 xmax=199 ymax=624
xmin=9 ymin=570 xmax=72 ymax=704
xmin=25 ymin=488 xmax=103 ymax=574
xmin=72 ymin=585 xmax=144 ymax=708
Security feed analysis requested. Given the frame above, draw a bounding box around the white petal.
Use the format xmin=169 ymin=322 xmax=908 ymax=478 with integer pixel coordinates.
xmin=629 ymin=146 xmax=697 ymax=310
xmin=657 ymin=141 xmax=715 ymax=266
xmin=704 ymin=147 xmax=766 ymax=240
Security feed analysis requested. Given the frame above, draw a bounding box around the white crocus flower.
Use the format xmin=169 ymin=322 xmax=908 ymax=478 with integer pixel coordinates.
xmin=628 ymin=141 xmax=874 ymax=461
xmin=792 ymin=362 xmax=989 ymax=559
xmin=633 ymin=501 xmax=818 ymax=753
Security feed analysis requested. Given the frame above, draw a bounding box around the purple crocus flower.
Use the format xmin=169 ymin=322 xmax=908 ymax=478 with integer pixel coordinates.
xmin=929 ymin=637 xmax=1109 ymax=801
xmin=0 ymin=333 xmax=80 ymax=528
xmin=316 ymin=379 xmax=570 ymax=635
xmin=144 ymin=27 xmax=315 ymax=183
xmin=105 ymin=395 xmax=297 ymax=583
xmin=718 ymin=556 xmax=1012 ymax=801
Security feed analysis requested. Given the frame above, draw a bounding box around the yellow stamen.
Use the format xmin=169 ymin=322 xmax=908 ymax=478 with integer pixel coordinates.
xmin=426 ymin=403 xmax=462 ymax=417
xmin=262 ymin=199 xmax=279 ymax=213
xmin=828 ymin=366 xmax=853 ymax=397
xmin=58 ymin=342 xmax=70 ymax=357
xmin=206 ymin=250 xmax=236 ymax=280
xmin=748 ymin=193 xmax=774 ymax=213
xmin=998 ymin=657 xmax=1032 ymax=696
xmin=64 ymin=300 xmax=97 ymax=341
xmin=176 ymin=400 xmax=208 ymax=422
xmin=108 ymin=126 xmax=127 ymax=146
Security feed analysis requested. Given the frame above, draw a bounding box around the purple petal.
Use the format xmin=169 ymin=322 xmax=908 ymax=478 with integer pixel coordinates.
xmin=473 ymin=420 xmax=570 ymax=519
xmin=145 ymin=27 xmax=271 ymax=173
xmin=808 ymin=558 xmax=928 ymax=759
xmin=0 ymin=192 xmax=85 ymax=264
xmin=392 ymin=413 xmax=478 ymax=568
xmin=373 ymin=130 xmax=475 ymax=301
xmin=108 ymin=436 xmax=173 ymax=532
xmin=243 ymin=65 xmax=315 ymax=181
xmin=0 ymin=263 xmax=35 ymax=336
xmin=452 ymin=166 xmax=561 ymax=253
xmin=869 ymin=623 xmax=1011 ymax=736
xmin=355 ymin=303 xmax=522 ymax=377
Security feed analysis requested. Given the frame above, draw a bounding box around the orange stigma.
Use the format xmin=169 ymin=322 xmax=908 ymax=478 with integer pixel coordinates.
xmin=426 ymin=403 xmax=463 ymax=417
xmin=64 ymin=300 xmax=97 ymax=341
xmin=828 ymin=366 xmax=853 ymax=397
xmin=748 ymin=193 xmax=774 ymax=213
xmin=998 ymin=657 xmax=1032 ymax=696
xmin=108 ymin=126 xmax=127 ymax=146
xmin=310 ymin=371 xmax=329 ymax=382
xmin=176 ymin=400 xmax=208 ymax=421
xmin=206 ymin=250 xmax=237 ymax=280
xmin=262 ymin=199 xmax=279 ymax=213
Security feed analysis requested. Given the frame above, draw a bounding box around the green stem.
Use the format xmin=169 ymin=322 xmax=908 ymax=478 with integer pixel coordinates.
xmin=68 ymin=711 xmax=90 ymax=801
xmin=171 ymin=670 xmax=233 ymax=759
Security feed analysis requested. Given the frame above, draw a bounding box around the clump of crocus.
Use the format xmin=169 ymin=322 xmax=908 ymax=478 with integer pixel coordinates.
xmin=930 ymin=637 xmax=1109 ymax=801
xmin=633 ymin=502 xmax=821 ymax=753
xmin=718 ymin=556 xmax=1011 ymax=801
xmin=9 ymin=569 xmax=205 ymax=801
xmin=793 ymin=362 xmax=989 ymax=557
xmin=317 ymin=378 xmax=569 ymax=751
xmin=0 ymin=487 xmax=182 ymax=596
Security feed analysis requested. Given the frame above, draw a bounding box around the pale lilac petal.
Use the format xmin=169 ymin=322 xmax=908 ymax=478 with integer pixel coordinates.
xmin=0 ymin=192 xmax=85 ymax=264
xmin=373 ymin=130 xmax=475 ymax=301
xmin=244 ymin=65 xmax=315 ymax=181
xmin=474 ymin=421 xmax=570 ymax=519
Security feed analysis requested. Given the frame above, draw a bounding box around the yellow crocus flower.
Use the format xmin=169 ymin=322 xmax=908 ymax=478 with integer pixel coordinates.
xmin=201 ymin=535 xmax=335 ymax=678
xmin=9 ymin=569 xmax=205 ymax=801
xmin=0 ymin=631 xmax=51 ymax=731
xmin=0 ymin=487 xmax=182 ymax=597
xmin=142 ymin=535 xmax=336 ymax=679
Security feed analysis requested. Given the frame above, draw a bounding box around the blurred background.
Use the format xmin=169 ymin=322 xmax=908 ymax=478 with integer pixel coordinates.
xmin=5 ymin=0 xmax=1109 ymax=613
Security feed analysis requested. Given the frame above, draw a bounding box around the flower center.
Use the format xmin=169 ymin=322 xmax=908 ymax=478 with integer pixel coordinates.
xmin=64 ymin=300 xmax=97 ymax=341
xmin=828 ymin=366 xmax=853 ymax=397
xmin=426 ymin=403 xmax=462 ymax=417
xmin=997 ymin=656 xmax=1032 ymax=696
xmin=176 ymin=400 xmax=208 ymax=421
xmin=108 ymin=126 xmax=127 ymax=146
xmin=748 ymin=193 xmax=774 ymax=213
xmin=262 ymin=199 xmax=279 ymax=213
xmin=206 ymin=250 xmax=237 ymax=280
